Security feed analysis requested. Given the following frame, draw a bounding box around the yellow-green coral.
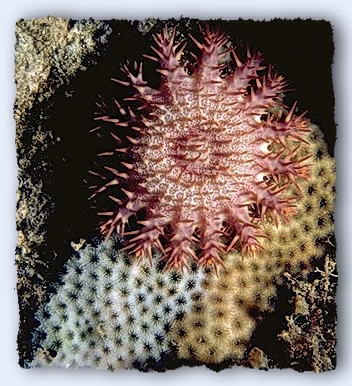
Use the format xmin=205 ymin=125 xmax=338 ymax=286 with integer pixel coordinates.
xmin=172 ymin=124 xmax=335 ymax=364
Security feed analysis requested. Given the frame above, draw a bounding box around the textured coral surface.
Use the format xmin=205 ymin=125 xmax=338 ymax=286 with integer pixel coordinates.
xmin=31 ymin=237 xmax=205 ymax=370
xmin=172 ymin=140 xmax=335 ymax=365
xmin=31 ymin=137 xmax=335 ymax=370
xmin=92 ymin=25 xmax=313 ymax=270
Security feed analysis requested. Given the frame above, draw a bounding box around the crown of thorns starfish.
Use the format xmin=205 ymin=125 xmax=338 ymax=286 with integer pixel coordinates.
xmin=90 ymin=24 xmax=313 ymax=272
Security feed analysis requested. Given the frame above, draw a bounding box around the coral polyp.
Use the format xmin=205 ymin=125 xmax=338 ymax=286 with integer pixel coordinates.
xmin=91 ymin=25 xmax=313 ymax=271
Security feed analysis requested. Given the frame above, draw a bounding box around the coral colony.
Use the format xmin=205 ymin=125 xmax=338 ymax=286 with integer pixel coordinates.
xmin=31 ymin=238 xmax=205 ymax=370
xmin=30 ymin=22 xmax=336 ymax=371
xmin=90 ymin=25 xmax=313 ymax=272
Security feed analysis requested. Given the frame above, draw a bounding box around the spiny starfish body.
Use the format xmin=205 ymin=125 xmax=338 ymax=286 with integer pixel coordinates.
xmin=90 ymin=25 xmax=312 ymax=271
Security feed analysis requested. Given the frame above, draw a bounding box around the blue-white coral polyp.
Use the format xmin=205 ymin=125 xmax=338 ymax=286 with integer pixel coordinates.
xmin=31 ymin=237 xmax=205 ymax=370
